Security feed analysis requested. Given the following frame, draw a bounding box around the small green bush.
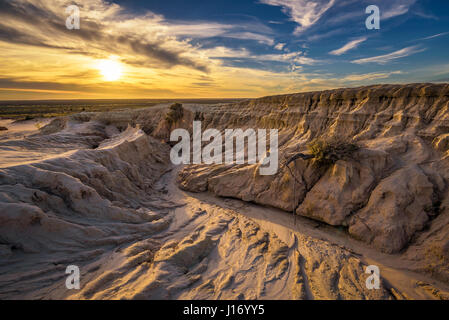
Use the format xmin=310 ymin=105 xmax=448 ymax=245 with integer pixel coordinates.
xmin=308 ymin=138 xmax=359 ymax=167
xmin=165 ymin=103 xmax=184 ymax=125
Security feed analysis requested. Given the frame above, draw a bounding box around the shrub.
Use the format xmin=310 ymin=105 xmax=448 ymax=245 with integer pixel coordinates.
xmin=308 ymin=138 xmax=359 ymax=167
xmin=165 ymin=103 xmax=184 ymax=125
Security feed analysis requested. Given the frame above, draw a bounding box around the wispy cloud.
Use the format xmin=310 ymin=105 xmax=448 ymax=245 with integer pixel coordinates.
xmin=342 ymin=71 xmax=403 ymax=82
xmin=274 ymin=43 xmax=286 ymax=51
xmin=200 ymin=47 xmax=251 ymax=59
xmin=211 ymin=50 xmax=320 ymax=67
xmin=307 ymin=28 xmax=347 ymax=42
xmin=292 ymin=56 xmax=320 ymax=66
xmin=222 ymin=32 xmax=274 ymax=45
xmin=258 ymin=52 xmax=320 ymax=66
xmin=413 ymin=10 xmax=438 ymax=20
xmin=260 ymin=0 xmax=335 ymax=33
xmin=329 ymin=37 xmax=367 ymax=56
xmin=418 ymin=32 xmax=449 ymax=41
xmin=164 ymin=20 xmax=275 ymax=45
xmin=351 ymin=46 xmax=424 ymax=64
xmin=382 ymin=0 xmax=416 ymax=19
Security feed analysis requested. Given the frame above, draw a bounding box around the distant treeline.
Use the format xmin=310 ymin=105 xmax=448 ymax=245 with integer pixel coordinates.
xmin=0 ymin=99 xmax=243 ymax=119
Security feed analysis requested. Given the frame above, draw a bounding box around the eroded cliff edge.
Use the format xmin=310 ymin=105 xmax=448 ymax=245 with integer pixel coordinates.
xmin=167 ymin=83 xmax=449 ymax=283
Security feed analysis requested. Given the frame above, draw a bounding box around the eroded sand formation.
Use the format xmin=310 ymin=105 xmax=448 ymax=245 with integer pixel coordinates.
xmin=1 ymin=84 xmax=449 ymax=299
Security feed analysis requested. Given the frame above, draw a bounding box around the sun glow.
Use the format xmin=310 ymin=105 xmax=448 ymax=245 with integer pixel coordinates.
xmin=97 ymin=59 xmax=123 ymax=81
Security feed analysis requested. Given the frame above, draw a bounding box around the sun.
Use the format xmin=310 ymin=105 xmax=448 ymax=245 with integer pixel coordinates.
xmin=97 ymin=59 xmax=123 ymax=81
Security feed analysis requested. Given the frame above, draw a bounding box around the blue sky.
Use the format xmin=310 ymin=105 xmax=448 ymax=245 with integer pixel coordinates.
xmin=0 ymin=0 xmax=448 ymax=99
xmin=120 ymin=0 xmax=449 ymax=83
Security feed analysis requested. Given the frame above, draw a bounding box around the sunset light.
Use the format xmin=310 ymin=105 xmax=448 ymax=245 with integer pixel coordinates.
xmin=97 ymin=59 xmax=123 ymax=81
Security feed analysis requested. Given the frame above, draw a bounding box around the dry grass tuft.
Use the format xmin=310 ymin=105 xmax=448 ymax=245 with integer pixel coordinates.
xmin=165 ymin=103 xmax=184 ymax=125
xmin=308 ymin=138 xmax=359 ymax=167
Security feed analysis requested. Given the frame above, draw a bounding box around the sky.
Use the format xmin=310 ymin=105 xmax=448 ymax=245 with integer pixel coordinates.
xmin=0 ymin=0 xmax=448 ymax=99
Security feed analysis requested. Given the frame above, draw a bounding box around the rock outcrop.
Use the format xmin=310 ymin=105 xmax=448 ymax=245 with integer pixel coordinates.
xmin=170 ymin=84 xmax=449 ymax=280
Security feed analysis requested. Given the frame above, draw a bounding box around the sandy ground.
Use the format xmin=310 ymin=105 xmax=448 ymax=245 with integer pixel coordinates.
xmin=189 ymin=174 xmax=449 ymax=299
xmin=0 ymin=118 xmax=71 ymax=167
xmin=64 ymin=164 xmax=449 ymax=299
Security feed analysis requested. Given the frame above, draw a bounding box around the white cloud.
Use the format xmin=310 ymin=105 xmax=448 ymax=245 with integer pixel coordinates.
xmin=329 ymin=37 xmax=367 ymax=56
xmin=419 ymin=32 xmax=449 ymax=41
xmin=382 ymin=4 xmax=409 ymax=19
xmin=382 ymin=0 xmax=416 ymax=19
xmin=258 ymin=52 xmax=319 ymax=66
xmin=222 ymin=32 xmax=274 ymax=45
xmin=274 ymin=43 xmax=286 ymax=50
xmin=260 ymin=0 xmax=335 ymax=33
xmin=200 ymin=47 xmax=251 ymax=59
xmin=351 ymin=46 xmax=424 ymax=64
xmin=342 ymin=71 xmax=403 ymax=81
xmin=307 ymin=28 xmax=346 ymax=42
xmin=160 ymin=23 xmax=234 ymax=38
xmin=165 ymin=21 xmax=275 ymax=45
xmin=292 ymin=56 xmax=319 ymax=65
